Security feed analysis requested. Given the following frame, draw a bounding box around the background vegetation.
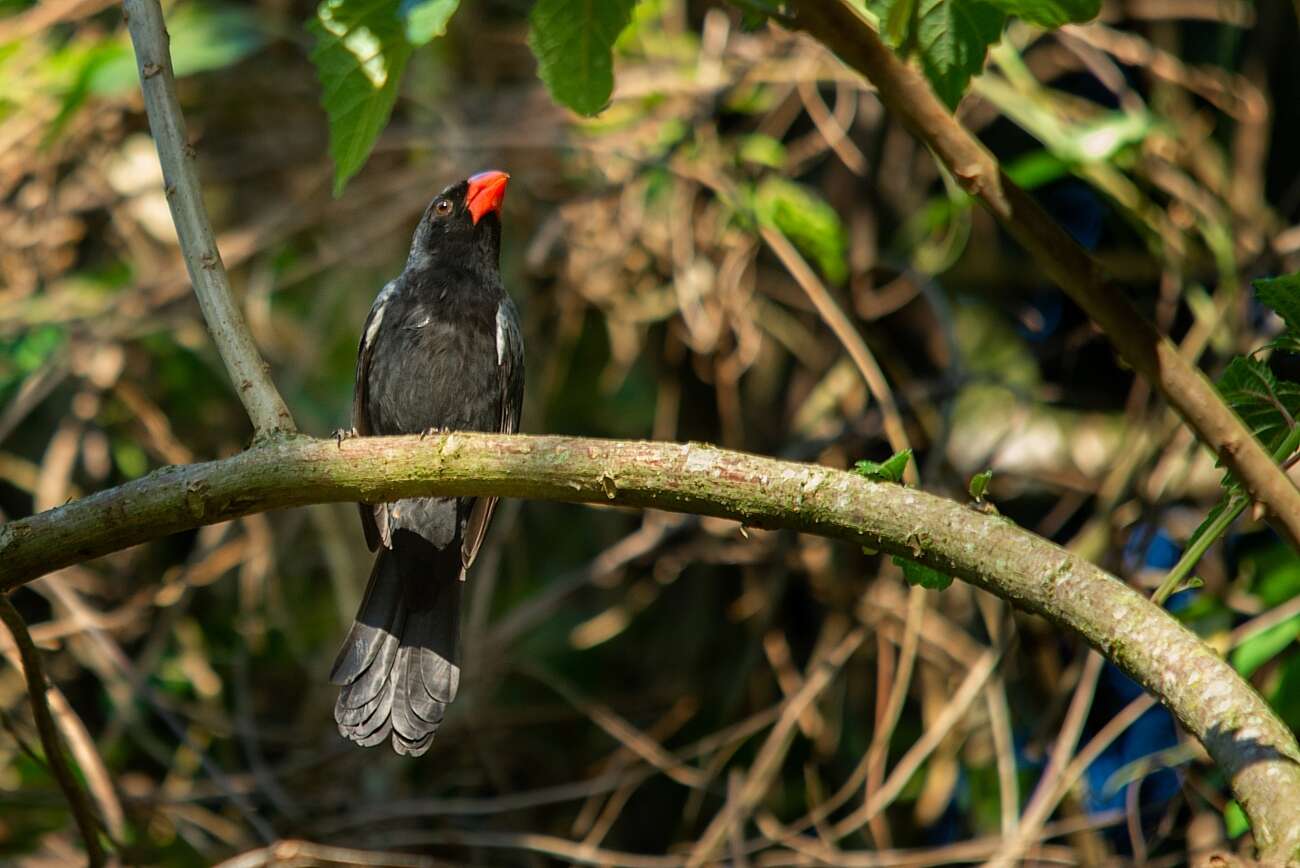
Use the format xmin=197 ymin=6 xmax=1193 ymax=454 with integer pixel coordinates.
xmin=2 ymin=0 xmax=1300 ymax=864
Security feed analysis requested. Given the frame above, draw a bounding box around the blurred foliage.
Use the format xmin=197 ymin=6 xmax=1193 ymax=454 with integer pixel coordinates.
xmin=3 ymin=0 xmax=1300 ymax=864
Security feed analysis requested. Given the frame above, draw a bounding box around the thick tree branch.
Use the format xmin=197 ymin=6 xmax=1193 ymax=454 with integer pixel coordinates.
xmin=0 ymin=433 xmax=1298 ymax=856
xmin=122 ymin=0 xmax=295 ymax=436
xmin=790 ymin=0 xmax=1300 ymax=552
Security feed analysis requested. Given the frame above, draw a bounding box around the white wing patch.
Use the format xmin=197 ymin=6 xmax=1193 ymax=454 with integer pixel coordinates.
xmin=365 ymin=282 xmax=396 ymax=349
xmin=495 ymin=302 xmax=508 ymax=366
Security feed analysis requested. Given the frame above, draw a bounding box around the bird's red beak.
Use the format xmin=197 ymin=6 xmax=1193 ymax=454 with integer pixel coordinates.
xmin=466 ymin=170 xmax=510 ymax=225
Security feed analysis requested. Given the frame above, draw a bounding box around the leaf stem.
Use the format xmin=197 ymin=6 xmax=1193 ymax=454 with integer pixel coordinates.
xmin=1153 ymin=422 xmax=1300 ymax=605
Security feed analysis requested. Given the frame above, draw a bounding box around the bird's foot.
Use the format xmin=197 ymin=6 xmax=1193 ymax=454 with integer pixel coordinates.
xmin=419 ymin=427 xmax=444 ymax=440
xmin=333 ymin=427 xmax=360 ymax=447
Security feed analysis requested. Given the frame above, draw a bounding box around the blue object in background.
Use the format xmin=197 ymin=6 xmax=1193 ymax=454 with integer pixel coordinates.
xmin=1038 ymin=180 xmax=1106 ymax=251
xmin=1085 ymin=664 xmax=1183 ymax=822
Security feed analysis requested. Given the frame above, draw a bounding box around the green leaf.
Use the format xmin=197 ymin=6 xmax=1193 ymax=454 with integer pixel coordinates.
xmin=982 ymin=0 xmax=1098 ymax=27
xmin=1270 ymin=651 xmax=1300 ymax=734
xmin=401 ymin=0 xmax=459 ymax=44
xmin=892 ymin=555 xmax=954 ymax=590
xmin=1186 ymin=498 xmax=1230 ymax=548
xmin=755 ymin=177 xmax=849 ymax=284
xmin=1255 ymin=272 xmax=1300 ymax=333
xmin=854 ymin=448 xmax=913 ymax=483
xmin=875 ymin=0 xmax=918 ymax=48
xmin=968 ymin=469 xmax=993 ymax=500
xmin=1267 ymin=332 xmax=1300 ymax=355
xmin=915 ymin=0 xmax=1005 ymax=108
xmin=1256 ymin=273 xmax=1300 ymax=356
xmin=1230 ymin=615 xmax=1300 ymax=678
xmin=528 ymin=0 xmax=637 ymax=116
xmin=1224 ymin=800 xmax=1248 ymax=839
xmin=309 ymin=0 xmax=413 ymax=195
xmin=1217 ymin=356 xmax=1300 ymax=457
xmin=738 ymin=134 xmax=786 ymax=169
xmin=733 ymin=0 xmax=785 ymax=30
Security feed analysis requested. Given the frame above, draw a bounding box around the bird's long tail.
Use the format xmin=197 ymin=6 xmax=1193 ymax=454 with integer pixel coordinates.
xmin=329 ymin=530 xmax=462 ymax=756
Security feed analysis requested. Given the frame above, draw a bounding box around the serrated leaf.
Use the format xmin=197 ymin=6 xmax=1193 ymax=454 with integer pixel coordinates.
xmin=1254 ymin=272 xmax=1300 ymax=332
xmin=1266 ymin=332 xmax=1300 ymax=355
xmin=982 ymin=0 xmax=1098 ymax=27
xmin=309 ymin=0 xmax=413 ymax=196
xmin=968 ymin=469 xmax=993 ymax=500
xmin=401 ymin=0 xmax=458 ymax=44
xmin=528 ymin=0 xmax=636 ymax=116
xmin=1186 ymin=498 xmax=1230 ymax=548
xmin=854 ymin=448 xmax=913 ymax=483
xmin=1217 ymin=356 xmax=1300 ymax=456
xmin=892 ymin=555 xmax=953 ymax=590
xmin=755 ymin=177 xmax=849 ymax=284
xmin=915 ymin=0 xmax=1005 ymax=108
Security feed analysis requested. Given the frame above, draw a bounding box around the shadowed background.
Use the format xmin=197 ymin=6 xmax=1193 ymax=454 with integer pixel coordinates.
xmin=2 ymin=0 xmax=1300 ymax=863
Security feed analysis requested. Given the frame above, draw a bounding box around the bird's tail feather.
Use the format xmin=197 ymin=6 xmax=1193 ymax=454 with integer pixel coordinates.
xmin=330 ymin=531 xmax=462 ymax=756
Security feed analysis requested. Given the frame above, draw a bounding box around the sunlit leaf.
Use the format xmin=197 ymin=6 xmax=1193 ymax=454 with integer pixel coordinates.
xmin=309 ymin=0 xmax=413 ymax=195
xmin=855 ymin=448 xmax=913 ymax=483
xmin=528 ymin=0 xmax=637 ymax=116
xmin=755 ymin=177 xmax=849 ymax=284
xmin=969 ymin=469 xmax=993 ymax=500
xmin=1224 ymin=801 xmax=1248 ymax=839
xmin=1230 ymin=615 xmax=1300 ymax=678
xmin=401 ymin=0 xmax=459 ymax=44
xmin=738 ymin=133 xmax=786 ymax=169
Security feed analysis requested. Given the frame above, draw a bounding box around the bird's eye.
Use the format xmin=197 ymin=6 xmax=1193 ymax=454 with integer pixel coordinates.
xmin=434 ymin=198 xmax=453 ymax=217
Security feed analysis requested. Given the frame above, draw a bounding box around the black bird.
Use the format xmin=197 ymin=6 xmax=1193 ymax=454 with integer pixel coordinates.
xmin=330 ymin=171 xmax=523 ymax=756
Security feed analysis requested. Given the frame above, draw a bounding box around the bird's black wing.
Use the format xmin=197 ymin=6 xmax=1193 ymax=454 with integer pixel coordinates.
xmin=460 ymin=297 xmax=525 ymax=575
xmin=353 ymin=283 xmax=396 ymax=551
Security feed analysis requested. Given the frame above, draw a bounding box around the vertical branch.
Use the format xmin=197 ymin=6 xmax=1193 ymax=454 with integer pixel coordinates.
xmin=0 ymin=596 xmax=106 ymax=867
xmin=121 ymin=0 xmax=296 ymax=436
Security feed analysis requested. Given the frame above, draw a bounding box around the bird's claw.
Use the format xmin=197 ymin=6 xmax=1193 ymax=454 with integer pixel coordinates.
xmin=333 ymin=427 xmax=359 ymax=447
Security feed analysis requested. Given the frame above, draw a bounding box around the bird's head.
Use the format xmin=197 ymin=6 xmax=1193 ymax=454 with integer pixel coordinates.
xmin=407 ymin=170 xmax=510 ymax=270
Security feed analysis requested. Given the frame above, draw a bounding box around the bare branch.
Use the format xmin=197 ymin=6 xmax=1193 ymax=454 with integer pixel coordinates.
xmin=0 ymin=432 xmax=1298 ymax=855
xmin=0 ymin=595 xmax=107 ymax=867
xmin=121 ymin=0 xmax=295 ymax=436
xmin=789 ymin=0 xmax=1300 ymax=552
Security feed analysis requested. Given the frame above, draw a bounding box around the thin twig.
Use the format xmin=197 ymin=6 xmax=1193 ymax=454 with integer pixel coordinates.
xmin=983 ymin=651 xmax=1104 ymax=867
xmin=862 ymin=583 xmax=926 ymax=841
xmin=761 ymin=225 xmax=914 ymax=481
xmin=830 ymin=645 xmax=1001 ymax=839
xmin=121 ymin=0 xmax=295 ymax=435
xmin=688 ymin=626 xmax=866 ymax=866
xmin=0 ymin=594 xmax=107 ymax=867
